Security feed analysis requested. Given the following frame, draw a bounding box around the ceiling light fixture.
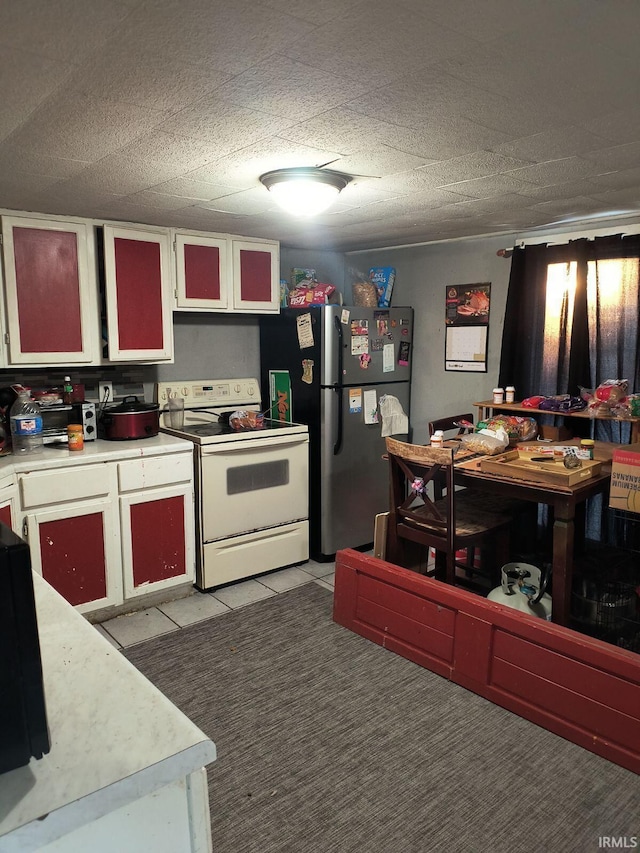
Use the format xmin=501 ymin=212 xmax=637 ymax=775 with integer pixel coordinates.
xmin=259 ymin=167 xmax=352 ymax=217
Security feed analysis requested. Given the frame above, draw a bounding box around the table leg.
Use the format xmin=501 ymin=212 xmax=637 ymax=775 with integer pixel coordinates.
xmin=552 ymin=516 xmax=574 ymax=626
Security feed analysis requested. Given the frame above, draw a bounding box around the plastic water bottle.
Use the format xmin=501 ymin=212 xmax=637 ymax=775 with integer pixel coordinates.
xmin=10 ymin=388 xmax=44 ymax=454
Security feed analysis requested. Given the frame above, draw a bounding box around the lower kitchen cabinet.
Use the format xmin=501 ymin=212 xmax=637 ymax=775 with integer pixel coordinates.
xmin=20 ymin=463 xmax=121 ymax=613
xmin=0 ymin=472 xmax=18 ymax=531
xmin=13 ymin=436 xmax=195 ymax=615
xmin=24 ymin=499 xmax=121 ymax=612
xmin=121 ymin=486 xmax=194 ymax=598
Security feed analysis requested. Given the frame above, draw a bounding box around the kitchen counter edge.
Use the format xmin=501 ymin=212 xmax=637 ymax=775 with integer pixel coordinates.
xmin=0 ymin=434 xmax=194 ymax=477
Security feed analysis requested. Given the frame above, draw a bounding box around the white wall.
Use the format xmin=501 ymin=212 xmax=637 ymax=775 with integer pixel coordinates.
xmin=162 ymin=314 xmax=260 ymax=381
xmin=280 ymin=246 xmax=347 ymax=290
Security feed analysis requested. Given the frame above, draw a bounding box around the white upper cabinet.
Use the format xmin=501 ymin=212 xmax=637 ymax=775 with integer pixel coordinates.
xmin=102 ymin=224 xmax=174 ymax=362
xmin=174 ymin=230 xmax=280 ymax=314
xmin=1 ymin=215 xmax=100 ymax=366
xmin=231 ymin=238 xmax=279 ymax=313
xmin=174 ymin=231 xmax=229 ymax=311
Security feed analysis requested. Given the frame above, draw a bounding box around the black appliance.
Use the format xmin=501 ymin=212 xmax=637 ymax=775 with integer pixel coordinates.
xmin=260 ymin=305 xmax=413 ymax=561
xmin=0 ymin=385 xmax=19 ymax=450
xmin=0 ymin=523 xmax=50 ymax=774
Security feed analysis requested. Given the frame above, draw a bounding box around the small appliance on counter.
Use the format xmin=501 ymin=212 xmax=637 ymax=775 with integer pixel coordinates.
xmin=0 ymin=386 xmax=97 ymax=448
xmin=39 ymin=401 xmax=96 ymax=445
xmin=99 ymin=396 xmax=160 ymax=440
xmin=0 ymin=386 xmax=19 ymax=451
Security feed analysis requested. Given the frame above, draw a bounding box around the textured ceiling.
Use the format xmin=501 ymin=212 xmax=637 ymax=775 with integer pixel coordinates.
xmin=2 ymin=0 xmax=640 ymax=251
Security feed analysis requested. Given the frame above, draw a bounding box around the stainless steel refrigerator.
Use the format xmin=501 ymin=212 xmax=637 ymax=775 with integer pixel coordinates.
xmin=260 ymin=305 xmax=413 ymax=561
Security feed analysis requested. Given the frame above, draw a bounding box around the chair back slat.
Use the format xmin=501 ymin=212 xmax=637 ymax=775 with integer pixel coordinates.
xmin=385 ymin=437 xmax=456 ymax=555
xmin=427 ymin=413 xmax=474 ymax=438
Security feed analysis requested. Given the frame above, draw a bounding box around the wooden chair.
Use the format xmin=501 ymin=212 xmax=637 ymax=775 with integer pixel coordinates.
xmin=385 ymin=437 xmax=512 ymax=588
xmin=428 ymin=413 xmax=475 ymax=440
xmin=427 ymin=413 xmax=475 ymax=502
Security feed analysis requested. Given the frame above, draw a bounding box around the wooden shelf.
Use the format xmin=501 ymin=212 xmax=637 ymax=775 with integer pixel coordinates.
xmin=474 ymin=400 xmax=640 ymax=444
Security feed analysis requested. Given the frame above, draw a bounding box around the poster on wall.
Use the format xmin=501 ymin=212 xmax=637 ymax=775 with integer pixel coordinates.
xmin=444 ymin=282 xmax=490 ymax=371
xmin=445 ymin=283 xmax=491 ymax=325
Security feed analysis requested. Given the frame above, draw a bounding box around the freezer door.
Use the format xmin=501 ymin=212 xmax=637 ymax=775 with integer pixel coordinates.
xmin=318 ymin=380 xmax=410 ymax=557
xmin=322 ymin=306 xmax=414 ymax=386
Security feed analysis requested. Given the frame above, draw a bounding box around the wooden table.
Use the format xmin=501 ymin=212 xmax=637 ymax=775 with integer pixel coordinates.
xmin=453 ymin=441 xmax=616 ymax=626
xmin=474 ymin=400 xmax=640 ymax=444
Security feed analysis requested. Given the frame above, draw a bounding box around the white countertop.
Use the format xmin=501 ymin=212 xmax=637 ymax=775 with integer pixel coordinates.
xmin=0 ymin=433 xmax=194 ymax=478
xmin=0 ymin=572 xmax=216 ymax=851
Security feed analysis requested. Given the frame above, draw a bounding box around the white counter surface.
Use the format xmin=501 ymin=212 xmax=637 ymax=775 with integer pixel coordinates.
xmin=0 ymin=572 xmax=216 ymax=851
xmin=0 ymin=433 xmax=193 ymax=477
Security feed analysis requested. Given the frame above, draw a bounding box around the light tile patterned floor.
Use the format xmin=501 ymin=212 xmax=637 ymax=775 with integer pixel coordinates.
xmin=98 ymin=559 xmax=336 ymax=649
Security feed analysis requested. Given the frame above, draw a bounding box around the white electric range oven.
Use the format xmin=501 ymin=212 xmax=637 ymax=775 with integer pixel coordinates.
xmin=155 ymin=379 xmax=309 ymax=590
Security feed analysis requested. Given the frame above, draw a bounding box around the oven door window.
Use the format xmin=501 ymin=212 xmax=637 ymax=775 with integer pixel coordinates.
xmin=200 ymin=437 xmax=308 ymax=541
xmin=227 ymin=460 xmax=288 ymax=495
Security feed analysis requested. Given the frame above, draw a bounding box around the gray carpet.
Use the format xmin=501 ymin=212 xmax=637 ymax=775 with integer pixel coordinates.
xmin=125 ymin=583 xmax=639 ymax=853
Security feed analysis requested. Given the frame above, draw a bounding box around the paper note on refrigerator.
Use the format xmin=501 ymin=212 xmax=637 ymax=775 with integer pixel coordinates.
xmin=349 ymin=388 xmax=362 ymax=413
xmin=383 ymin=343 xmax=395 ymax=372
xmin=296 ymin=312 xmax=314 ymax=349
xmin=364 ymin=389 xmax=378 ymax=424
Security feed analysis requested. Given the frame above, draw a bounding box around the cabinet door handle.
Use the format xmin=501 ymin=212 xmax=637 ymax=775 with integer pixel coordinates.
xmin=22 ymin=518 xmax=29 ymax=539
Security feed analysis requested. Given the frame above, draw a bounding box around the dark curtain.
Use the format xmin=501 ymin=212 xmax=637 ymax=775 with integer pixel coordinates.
xmin=499 ymin=233 xmax=640 ymax=545
xmin=499 ymin=240 xmax=593 ymax=397
xmin=501 ymin=235 xmax=640 ymax=397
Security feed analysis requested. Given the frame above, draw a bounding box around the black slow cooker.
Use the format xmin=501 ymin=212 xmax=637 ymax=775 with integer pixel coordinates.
xmin=100 ymin=396 xmax=160 ymax=440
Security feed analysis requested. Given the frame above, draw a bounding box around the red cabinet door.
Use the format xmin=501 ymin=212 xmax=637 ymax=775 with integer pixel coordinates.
xmin=121 ymin=485 xmax=194 ymax=597
xmin=232 ymin=240 xmax=279 ymax=312
xmin=103 ymin=225 xmax=173 ymax=361
xmin=1 ymin=217 xmax=98 ymax=365
xmin=175 ymin=233 xmax=229 ymax=310
xmin=26 ymin=500 xmax=122 ymax=612
xmin=0 ymin=500 xmax=13 ymax=530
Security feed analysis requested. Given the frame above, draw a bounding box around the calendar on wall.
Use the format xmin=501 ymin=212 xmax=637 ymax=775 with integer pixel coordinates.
xmin=444 ymin=283 xmax=490 ymax=372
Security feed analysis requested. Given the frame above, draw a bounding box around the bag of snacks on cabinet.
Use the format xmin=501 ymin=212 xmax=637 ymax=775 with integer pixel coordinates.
xmin=352 ymin=280 xmax=378 ymax=307
xmin=477 ymin=414 xmax=538 ymax=443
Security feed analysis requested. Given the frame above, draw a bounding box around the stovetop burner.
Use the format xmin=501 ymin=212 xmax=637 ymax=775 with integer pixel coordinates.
xmin=155 ymin=379 xmax=308 ymax=445
xmin=183 ymin=418 xmax=301 ymax=436
xmin=163 ymin=417 xmax=309 ymax=444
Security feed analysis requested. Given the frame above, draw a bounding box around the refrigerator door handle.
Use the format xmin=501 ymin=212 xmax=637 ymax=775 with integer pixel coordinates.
xmin=333 ymin=385 xmax=343 ymax=455
xmin=334 ymin=313 xmax=343 ymax=385
xmin=333 ymin=314 xmax=344 ymax=455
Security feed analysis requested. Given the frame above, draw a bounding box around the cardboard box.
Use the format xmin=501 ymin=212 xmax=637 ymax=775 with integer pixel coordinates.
xmin=369 ymin=267 xmax=396 ymax=308
xmin=268 ymin=370 xmax=292 ymax=423
xmin=291 ymin=268 xmax=316 ymax=288
xmin=539 ymin=424 xmax=573 ymax=441
xmin=609 ymin=443 xmax=640 ymax=513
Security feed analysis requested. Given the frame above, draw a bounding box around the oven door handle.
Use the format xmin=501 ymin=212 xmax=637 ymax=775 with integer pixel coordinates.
xmin=200 ymin=436 xmax=309 ymax=455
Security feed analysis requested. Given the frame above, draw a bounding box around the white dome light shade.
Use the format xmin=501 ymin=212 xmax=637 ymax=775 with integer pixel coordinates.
xmin=260 ymin=167 xmax=352 ymax=217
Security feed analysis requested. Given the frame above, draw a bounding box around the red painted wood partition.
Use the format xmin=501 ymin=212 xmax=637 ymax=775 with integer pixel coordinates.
xmin=333 ymin=549 xmax=640 ymax=774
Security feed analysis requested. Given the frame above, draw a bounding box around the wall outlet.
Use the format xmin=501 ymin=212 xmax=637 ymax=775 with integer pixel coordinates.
xmin=100 ymin=381 xmax=113 ymax=404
